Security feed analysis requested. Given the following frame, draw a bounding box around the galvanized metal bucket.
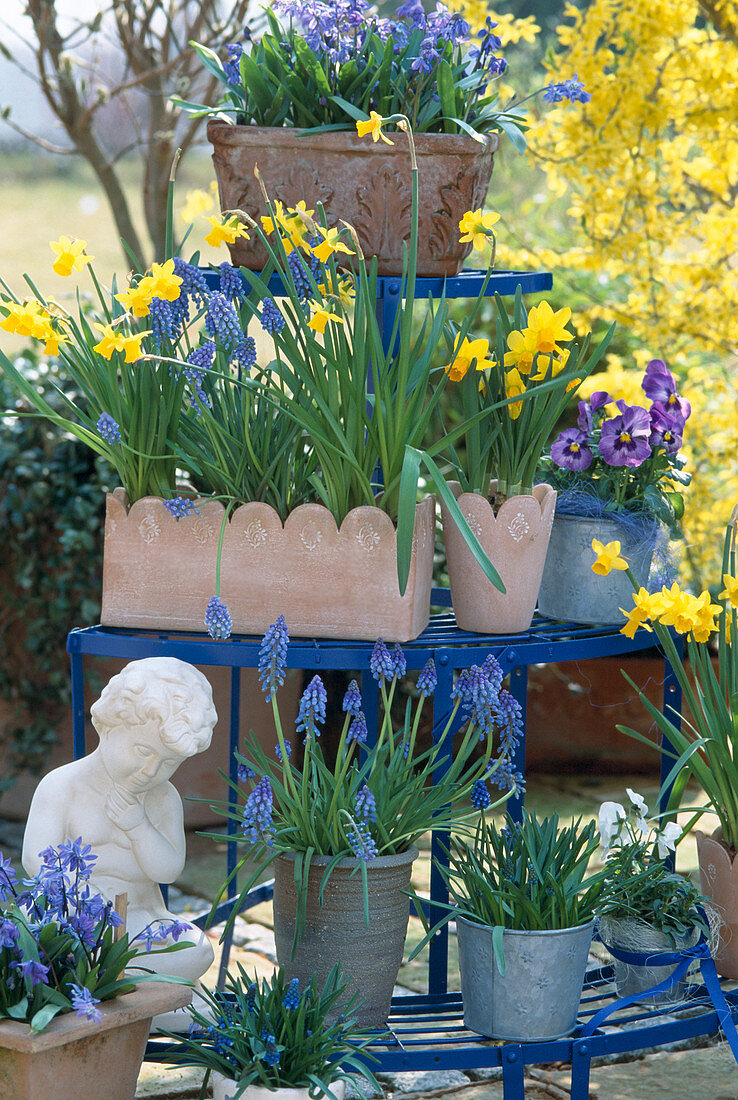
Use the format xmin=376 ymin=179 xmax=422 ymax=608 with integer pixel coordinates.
xmin=457 ymin=915 xmax=595 ymax=1042
xmin=537 ymin=513 xmax=656 ymax=626
xmin=599 ymin=917 xmax=699 ymax=1007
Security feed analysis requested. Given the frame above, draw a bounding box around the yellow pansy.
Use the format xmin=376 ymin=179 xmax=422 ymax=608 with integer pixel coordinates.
xmin=307 ymin=302 xmax=344 ymax=334
xmin=591 ymin=539 xmax=629 ymax=576
xmin=444 ymin=335 xmax=494 ymax=382
xmin=356 ymin=111 xmax=394 ymax=145
xmin=49 ymin=236 xmax=93 ymax=277
xmin=93 ymin=323 xmax=127 ymax=360
xmin=204 ymin=214 xmax=250 ymax=249
xmin=525 ymin=300 xmax=573 ymax=357
xmin=115 ymin=283 xmax=153 ymax=318
xmin=312 ymin=226 xmax=355 ymax=264
xmin=458 ymin=208 xmax=501 ymax=251
xmin=719 ymin=574 xmax=738 ymax=608
xmin=504 ymin=367 xmax=526 ymax=419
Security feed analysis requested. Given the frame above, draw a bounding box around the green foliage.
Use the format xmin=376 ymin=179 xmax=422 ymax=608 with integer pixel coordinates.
xmin=0 ymin=353 xmax=110 ymax=783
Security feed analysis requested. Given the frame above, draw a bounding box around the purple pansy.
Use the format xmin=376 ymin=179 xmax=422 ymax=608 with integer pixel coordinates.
xmin=576 ymin=400 xmax=593 ymax=433
xmin=599 ymin=401 xmax=652 ymax=468
xmin=642 ymin=359 xmax=691 ymax=421
xmin=550 ymin=427 xmax=593 ymax=471
xmin=590 ymin=390 xmax=611 ymax=411
xmin=649 ymin=404 xmax=684 ymax=453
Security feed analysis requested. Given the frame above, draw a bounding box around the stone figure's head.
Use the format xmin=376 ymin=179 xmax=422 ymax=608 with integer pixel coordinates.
xmin=90 ymin=657 xmax=217 ymax=791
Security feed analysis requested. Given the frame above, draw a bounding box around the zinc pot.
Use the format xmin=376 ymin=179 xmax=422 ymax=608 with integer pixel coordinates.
xmin=439 ymin=481 xmax=557 ymax=634
xmin=273 ymin=847 xmax=418 ymax=1027
xmin=101 ymin=491 xmax=434 ymax=642
xmin=207 ymin=121 xmax=498 ymax=277
xmin=696 ymin=828 xmax=738 ymax=978
xmin=0 ymin=983 xmax=191 ymax=1100
xmin=537 ymin=512 xmax=657 ymax=626
xmin=456 ymin=914 xmax=594 ymax=1042
xmin=598 ymin=917 xmax=698 ymax=1007
xmin=212 ymin=1076 xmax=346 ymax=1100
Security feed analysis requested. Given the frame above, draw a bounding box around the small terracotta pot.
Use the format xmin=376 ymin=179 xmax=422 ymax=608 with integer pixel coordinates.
xmin=439 ymin=481 xmax=557 ymax=634
xmin=696 ymin=828 xmax=738 ymax=978
xmin=273 ymin=847 xmax=418 ymax=1027
xmin=206 ymin=121 xmax=498 ymax=277
xmin=0 ymin=983 xmax=191 ymax=1100
xmin=212 ymin=1074 xmax=346 ymax=1100
xmin=101 ymin=492 xmax=434 ymax=642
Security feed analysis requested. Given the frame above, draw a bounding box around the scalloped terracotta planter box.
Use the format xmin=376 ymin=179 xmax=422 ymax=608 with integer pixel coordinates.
xmin=696 ymin=829 xmax=738 ymax=979
xmin=207 ymin=121 xmax=498 ymax=277
xmin=101 ymin=491 xmax=434 ymax=641
xmin=0 ymin=983 xmax=191 ymax=1100
xmin=440 ymin=481 xmax=557 ymax=634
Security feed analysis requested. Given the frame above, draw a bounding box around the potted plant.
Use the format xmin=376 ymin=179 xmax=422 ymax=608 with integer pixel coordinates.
xmin=591 ymin=512 xmax=738 ymax=977
xmin=173 ymin=5 xmax=591 ymax=275
xmin=416 ymin=809 xmax=607 ymax=1042
xmin=434 ymin=288 xmax=614 ymax=632
xmin=597 ymin=790 xmax=711 ymax=1006
xmin=0 ymin=840 xmax=193 ymax=1099
xmin=538 ymin=357 xmax=691 ymax=624
xmin=166 ymin=963 xmax=379 ymax=1100
xmin=211 ymin=617 xmax=521 ymax=1026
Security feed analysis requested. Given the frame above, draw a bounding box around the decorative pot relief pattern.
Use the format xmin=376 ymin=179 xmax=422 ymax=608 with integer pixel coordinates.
xmin=428 ymin=168 xmax=477 ymax=257
xmin=356 ymin=523 xmax=381 ymax=552
xmin=242 ymin=519 xmax=268 ymax=549
xmin=275 ymin=160 xmax=334 ymax=213
xmin=300 ymin=521 xmax=322 ymax=550
xmin=355 ymin=164 xmax=412 ymax=253
xmin=507 ymin=513 xmax=530 ymax=543
xmin=464 ymin=513 xmax=483 ymax=536
xmin=191 ymin=518 xmax=215 ymax=545
xmin=138 ymin=515 xmax=160 ymax=544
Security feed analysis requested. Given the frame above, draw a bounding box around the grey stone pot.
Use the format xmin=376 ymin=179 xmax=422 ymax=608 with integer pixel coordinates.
xmin=599 ymin=917 xmax=699 ymax=1007
xmin=457 ymin=914 xmax=595 ymax=1042
xmin=537 ymin=513 xmax=657 ymax=626
xmin=273 ymin=847 xmax=418 ymax=1027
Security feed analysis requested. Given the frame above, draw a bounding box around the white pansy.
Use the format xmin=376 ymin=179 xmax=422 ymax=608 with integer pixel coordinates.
xmin=626 ymin=788 xmax=650 ymax=836
xmin=656 ymin=821 xmax=682 ymax=860
xmin=599 ymin=801 xmax=626 ymax=855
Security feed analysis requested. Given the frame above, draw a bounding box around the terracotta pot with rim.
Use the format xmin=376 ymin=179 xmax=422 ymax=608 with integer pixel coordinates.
xmin=0 ymin=983 xmax=191 ymax=1100
xmin=101 ymin=491 xmax=435 ymax=642
xmin=272 ymin=847 xmax=418 ymax=1027
xmin=206 ymin=121 xmax=498 ymax=277
xmin=695 ymin=828 xmax=738 ymax=978
xmin=439 ymin=480 xmax=557 ymax=634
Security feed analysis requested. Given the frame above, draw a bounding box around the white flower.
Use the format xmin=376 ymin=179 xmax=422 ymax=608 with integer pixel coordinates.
xmin=599 ymin=801 xmax=626 ymax=856
xmin=656 ymin=821 xmax=682 ymax=860
xmin=626 ymin=788 xmax=650 ymax=837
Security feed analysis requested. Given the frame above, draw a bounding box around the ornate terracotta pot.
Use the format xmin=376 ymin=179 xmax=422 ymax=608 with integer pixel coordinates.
xmin=101 ymin=491 xmax=434 ymax=642
xmin=206 ymin=121 xmax=498 ymax=277
xmin=439 ymin=481 xmax=557 ymax=634
xmin=696 ymin=828 xmax=738 ymax=978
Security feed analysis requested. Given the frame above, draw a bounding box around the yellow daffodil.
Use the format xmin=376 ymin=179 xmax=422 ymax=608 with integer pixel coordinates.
xmin=356 ymin=111 xmax=394 ymax=145
xmin=525 ymin=300 xmax=573 ymax=356
xmin=312 ymin=226 xmax=355 ymax=264
xmin=115 ymin=283 xmax=153 ymax=318
xmin=458 ymin=208 xmax=501 ymax=251
xmin=591 ymin=539 xmax=629 ymax=576
xmin=49 ymin=236 xmax=93 ymax=277
xmin=261 ymin=201 xmax=286 ymax=236
xmin=307 ymin=302 xmax=344 ymax=334
xmin=504 ymin=368 xmax=526 ymax=419
xmin=204 ymin=214 xmax=250 ymax=249
xmin=719 ymin=574 xmax=738 ymax=608
xmin=443 ymin=335 xmax=494 ymax=382
xmin=503 ymin=328 xmax=537 ymax=375
xmin=120 ymin=331 xmax=151 ymax=363
xmin=39 ymin=327 xmax=70 ymax=356
xmin=142 ymin=259 xmax=182 ymax=302
xmin=93 ymin=323 xmax=127 ymax=360
xmin=620 ymin=588 xmax=656 ymax=639
xmin=0 ymin=300 xmax=45 ymax=338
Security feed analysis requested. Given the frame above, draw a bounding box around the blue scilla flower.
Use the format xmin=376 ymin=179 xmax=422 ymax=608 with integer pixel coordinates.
xmin=346 ymin=817 xmax=378 ymax=861
xmin=149 ymin=296 xmax=180 ymax=346
xmin=232 ymin=335 xmax=257 ymax=374
xmin=258 ymin=615 xmax=289 ymax=700
xmin=417 ymin=658 xmax=437 ymax=696
xmin=296 ymin=674 xmax=327 ymax=739
xmin=70 ymin=983 xmax=102 ymax=1022
xmin=282 ymin=976 xmax=300 ymax=1010
xmin=391 ymin=644 xmax=407 ymax=680
xmin=261 ymin=296 xmax=285 ymax=334
xmin=370 ymin=639 xmax=394 ymax=684
xmin=163 ymin=496 xmax=200 ymax=521
xmin=275 ymin=739 xmax=292 ymax=762
xmin=346 ymin=711 xmax=368 ymax=744
xmin=471 ymin=778 xmax=491 ymax=811
xmin=242 ymin=776 xmax=274 ymax=845
xmin=342 ymin=679 xmax=362 ymax=716
xmin=543 ymin=74 xmax=591 ymax=104
xmin=205 ymin=595 xmax=232 ymax=640
xmin=96 ymin=412 xmax=121 ymax=445
xmin=355 ymin=783 xmax=377 ymax=823
xmin=57 ymin=837 xmax=96 ymax=877
xmin=219 ymin=261 xmax=245 ymax=301
xmin=0 ymin=853 xmax=19 ymax=902
xmin=0 ymin=919 xmax=18 ymax=948
xmin=224 ymin=42 xmax=244 ymax=85
xmin=205 ymin=291 xmax=243 ymax=347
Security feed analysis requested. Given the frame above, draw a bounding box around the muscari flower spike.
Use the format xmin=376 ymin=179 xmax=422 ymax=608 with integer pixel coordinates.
xmin=242 ymin=776 xmax=274 ymax=845
xmin=342 ymin=679 xmax=362 ymax=716
xmin=355 ymin=783 xmax=377 ymax=823
xmin=205 ymin=595 xmax=232 ymax=640
xmin=163 ymin=496 xmax=200 ymax=521
xmin=261 ymin=296 xmax=286 ymax=334
xmin=282 ymin=977 xmax=300 ymax=1010
xmin=471 ymin=778 xmax=492 ymax=811
xmin=296 ymin=674 xmax=327 ymax=739
xmin=347 ymin=711 xmax=368 ymax=744
xmin=417 ymin=658 xmax=437 ymax=696
xmin=346 ymin=817 xmax=378 ymax=861
xmin=370 ymin=638 xmax=395 ymax=684
xmin=275 ymin=739 xmax=292 ymax=762
xmin=96 ymin=412 xmax=121 ymax=445
xmin=258 ymin=616 xmax=289 ymax=701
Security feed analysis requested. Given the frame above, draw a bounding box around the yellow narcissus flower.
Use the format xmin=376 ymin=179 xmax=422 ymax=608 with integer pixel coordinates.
xmin=49 ymin=236 xmax=93 ymax=277
xmin=307 ymin=303 xmax=344 ymax=334
xmin=591 ymin=539 xmax=629 ymax=576
xmin=443 ymin=335 xmax=494 ymax=382
xmin=356 ymin=111 xmax=393 ymax=145
xmin=120 ymin=331 xmax=152 ymax=363
xmin=719 ymin=574 xmax=738 ymax=608
xmin=503 ymin=328 xmax=537 ymax=375
xmin=504 ymin=367 xmax=526 ymax=419
xmin=458 ymin=208 xmax=500 ymax=251
xmin=620 ymin=588 xmax=656 ymax=639
xmin=1 ymin=300 xmax=45 ymax=338
xmin=312 ymin=226 xmax=355 ymax=264
xmin=93 ymin=323 xmax=127 ymax=360
xmin=525 ymin=300 xmax=573 ymax=356
xmin=261 ymin=201 xmax=286 ymax=236
xmin=115 ymin=283 xmax=153 ymax=318
xmin=204 ymin=214 xmax=250 ymax=249
xmin=142 ymin=259 xmax=182 ymax=302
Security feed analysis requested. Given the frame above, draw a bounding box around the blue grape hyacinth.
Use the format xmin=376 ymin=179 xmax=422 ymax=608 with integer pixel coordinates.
xmin=258 ymin=616 xmax=289 ymax=700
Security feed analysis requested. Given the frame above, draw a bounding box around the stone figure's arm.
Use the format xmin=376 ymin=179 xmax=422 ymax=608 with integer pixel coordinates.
xmin=107 ymin=783 xmax=186 ymax=883
xmin=22 ymin=771 xmax=68 ymax=876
